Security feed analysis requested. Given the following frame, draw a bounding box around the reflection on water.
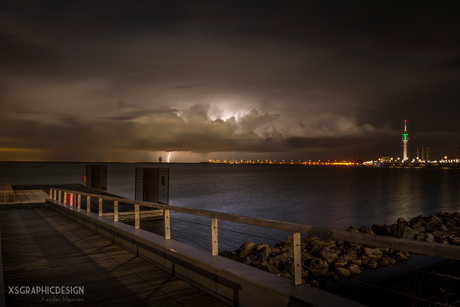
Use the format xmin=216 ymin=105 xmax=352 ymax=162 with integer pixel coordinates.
xmin=122 ymin=164 xmax=460 ymax=251
xmin=1 ymin=162 xmax=459 ymax=251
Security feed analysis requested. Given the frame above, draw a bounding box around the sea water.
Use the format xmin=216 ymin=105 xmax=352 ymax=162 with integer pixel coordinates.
xmin=1 ymin=162 xmax=459 ymax=252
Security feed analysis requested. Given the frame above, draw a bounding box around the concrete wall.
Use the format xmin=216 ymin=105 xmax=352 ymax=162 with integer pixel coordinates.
xmin=46 ymin=199 xmax=360 ymax=307
xmin=0 ymin=228 xmax=6 ymax=307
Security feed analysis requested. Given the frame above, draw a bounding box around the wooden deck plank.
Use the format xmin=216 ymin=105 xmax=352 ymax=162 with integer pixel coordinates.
xmin=1 ymin=207 xmax=227 ymax=306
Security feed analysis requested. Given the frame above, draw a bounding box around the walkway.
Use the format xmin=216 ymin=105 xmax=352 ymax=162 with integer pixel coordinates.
xmin=0 ymin=189 xmax=49 ymax=204
xmin=1 ymin=206 xmax=227 ymax=306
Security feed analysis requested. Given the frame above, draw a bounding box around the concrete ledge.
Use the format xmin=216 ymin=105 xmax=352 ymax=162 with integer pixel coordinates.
xmin=0 ymin=189 xmax=49 ymax=205
xmin=46 ymin=199 xmax=362 ymax=307
xmin=0 ymin=227 xmax=6 ymax=307
xmin=0 ymin=184 xmax=14 ymax=203
xmin=0 ymin=203 xmax=46 ymax=209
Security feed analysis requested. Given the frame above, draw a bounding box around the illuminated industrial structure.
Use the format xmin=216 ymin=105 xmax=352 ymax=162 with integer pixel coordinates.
xmin=402 ymin=119 xmax=409 ymax=161
xmin=209 ymin=118 xmax=460 ymax=167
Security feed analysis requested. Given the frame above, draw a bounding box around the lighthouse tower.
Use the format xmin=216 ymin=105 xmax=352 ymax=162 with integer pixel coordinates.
xmin=402 ymin=119 xmax=409 ymax=161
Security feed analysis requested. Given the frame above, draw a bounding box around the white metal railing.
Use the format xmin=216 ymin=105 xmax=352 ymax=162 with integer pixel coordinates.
xmin=49 ymin=188 xmax=460 ymax=286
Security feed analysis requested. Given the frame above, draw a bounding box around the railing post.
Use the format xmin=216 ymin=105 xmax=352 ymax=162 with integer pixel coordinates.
xmin=53 ymin=189 xmax=56 ymax=200
xmin=212 ymin=218 xmax=218 ymax=256
xmin=64 ymin=192 xmax=67 ymax=204
xmin=293 ymin=232 xmax=302 ymax=285
xmin=134 ymin=204 xmax=140 ymax=229
xmin=49 ymin=188 xmax=52 ymax=199
xmin=98 ymin=198 xmax=103 ymax=216
xmin=77 ymin=194 xmax=81 ymax=209
xmin=164 ymin=210 xmax=171 ymax=239
xmin=58 ymin=190 xmax=61 ymax=203
xmin=87 ymin=196 xmax=91 ymax=212
xmin=114 ymin=200 xmax=118 ymax=222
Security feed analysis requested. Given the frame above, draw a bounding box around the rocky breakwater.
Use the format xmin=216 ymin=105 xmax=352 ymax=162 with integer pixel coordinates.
xmin=219 ymin=211 xmax=460 ymax=286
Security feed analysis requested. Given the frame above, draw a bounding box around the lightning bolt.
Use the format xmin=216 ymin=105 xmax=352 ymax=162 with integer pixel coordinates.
xmin=167 ymin=152 xmax=172 ymax=163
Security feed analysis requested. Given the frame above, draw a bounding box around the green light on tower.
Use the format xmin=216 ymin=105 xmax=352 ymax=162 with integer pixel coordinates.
xmin=402 ymin=119 xmax=409 ymax=161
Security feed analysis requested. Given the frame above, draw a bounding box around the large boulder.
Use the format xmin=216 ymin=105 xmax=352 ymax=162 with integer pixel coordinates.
xmin=273 ymin=252 xmax=291 ymax=271
xmin=255 ymin=246 xmax=272 ymax=262
xmin=372 ymin=224 xmax=392 ymax=236
xmin=391 ymin=223 xmax=411 ymax=238
xmin=401 ymin=227 xmax=418 ymax=240
xmin=347 ymin=264 xmax=362 ymax=275
xmin=343 ymin=243 xmax=361 ymax=260
xmin=448 ymin=235 xmax=460 ymax=245
xmin=336 ymin=267 xmax=351 ymax=278
xmin=237 ymin=241 xmax=256 ymax=258
xmin=334 ymin=257 xmax=348 ymax=268
xmin=393 ymin=250 xmax=409 ymax=260
xmin=319 ymin=248 xmax=339 ymax=263
xmin=365 ymin=259 xmax=379 ymax=269
xmin=306 ymin=258 xmax=329 ymax=277
xmin=425 ymin=233 xmax=435 ymax=243
xmin=359 ymin=226 xmax=375 ymax=234
xmin=347 ymin=225 xmax=359 ymax=233
xmin=363 ymin=247 xmax=383 ymax=260
xmin=409 ymin=215 xmax=424 ymax=228
xmin=427 ymin=215 xmax=443 ymax=227
xmin=380 ymin=257 xmax=397 ymax=265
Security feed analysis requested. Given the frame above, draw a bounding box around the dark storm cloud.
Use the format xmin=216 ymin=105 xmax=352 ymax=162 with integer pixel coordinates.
xmin=1 ymin=1 xmax=459 ymax=161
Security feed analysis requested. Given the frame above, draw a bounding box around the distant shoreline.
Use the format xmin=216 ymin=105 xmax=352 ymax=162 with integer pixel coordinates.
xmin=1 ymin=161 xmax=460 ymax=168
xmin=0 ymin=161 xmax=201 ymax=164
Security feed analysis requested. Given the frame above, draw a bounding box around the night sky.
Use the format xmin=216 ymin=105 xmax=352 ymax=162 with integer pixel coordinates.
xmin=1 ymin=1 xmax=459 ymax=162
